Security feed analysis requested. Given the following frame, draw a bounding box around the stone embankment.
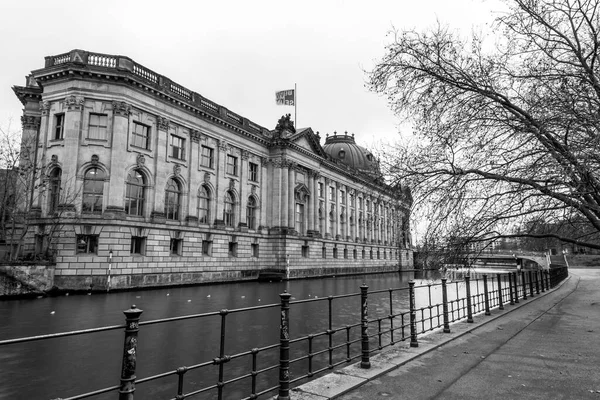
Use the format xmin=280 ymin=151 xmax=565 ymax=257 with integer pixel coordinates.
xmin=0 ymin=265 xmax=54 ymax=297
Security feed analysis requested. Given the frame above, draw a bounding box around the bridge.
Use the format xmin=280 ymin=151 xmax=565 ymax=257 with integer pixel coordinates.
xmin=471 ymin=250 xmax=554 ymax=270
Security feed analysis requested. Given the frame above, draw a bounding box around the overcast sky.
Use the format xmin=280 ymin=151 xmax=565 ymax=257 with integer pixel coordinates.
xmin=0 ymin=0 xmax=501 ymax=147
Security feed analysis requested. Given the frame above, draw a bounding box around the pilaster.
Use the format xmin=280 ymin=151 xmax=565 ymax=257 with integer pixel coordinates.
xmin=107 ymin=101 xmax=131 ymax=215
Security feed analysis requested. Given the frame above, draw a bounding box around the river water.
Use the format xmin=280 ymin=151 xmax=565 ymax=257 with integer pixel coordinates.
xmin=0 ymin=270 xmax=458 ymax=400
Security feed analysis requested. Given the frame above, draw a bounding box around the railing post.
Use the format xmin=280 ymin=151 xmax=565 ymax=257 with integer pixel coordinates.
xmin=278 ymin=291 xmax=291 ymax=400
xmin=442 ymin=278 xmax=451 ymax=333
xmin=529 ymin=270 xmax=535 ymax=297
xmin=546 ymin=270 xmax=551 ymax=289
xmin=408 ymin=281 xmax=418 ymax=347
xmin=483 ymin=274 xmax=491 ymax=316
xmin=465 ymin=275 xmax=474 ymax=323
xmin=497 ymin=274 xmax=504 ymax=310
xmin=513 ymin=272 xmax=520 ymax=303
xmin=522 ymin=271 xmax=528 ymax=300
xmin=119 ymin=305 xmax=143 ymax=400
xmin=535 ymin=270 xmax=540 ymax=294
xmin=508 ymin=273 xmax=515 ymax=305
xmin=360 ymin=284 xmax=371 ymax=368
xmin=540 ymin=270 xmax=545 ymax=292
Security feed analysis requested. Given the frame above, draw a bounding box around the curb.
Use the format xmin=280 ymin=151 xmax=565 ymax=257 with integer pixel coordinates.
xmin=283 ymin=275 xmax=574 ymax=399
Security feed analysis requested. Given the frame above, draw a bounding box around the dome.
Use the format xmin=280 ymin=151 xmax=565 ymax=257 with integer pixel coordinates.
xmin=322 ymin=133 xmax=380 ymax=175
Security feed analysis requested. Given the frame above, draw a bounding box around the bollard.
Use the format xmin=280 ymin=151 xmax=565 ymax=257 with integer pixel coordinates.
xmin=522 ymin=271 xmax=528 ymax=300
xmin=483 ymin=275 xmax=491 ymax=316
xmin=497 ymin=274 xmax=504 ymax=310
xmin=360 ymin=284 xmax=371 ymax=368
xmin=529 ymin=270 xmax=535 ymax=297
xmin=278 ymin=291 xmax=292 ymax=400
xmin=465 ymin=275 xmax=474 ymax=323
xmin=442 ymin=278 xmax=451 ymax=333
xmin=408 ymin=281 xmax=418 ymax=347
xmin=513 ymin=272 xmax=520 ymax=303
xmin=508 ymin=273 xmax=515 ymax=305
xmin=119 ymin=305 xmax=143 ymax=400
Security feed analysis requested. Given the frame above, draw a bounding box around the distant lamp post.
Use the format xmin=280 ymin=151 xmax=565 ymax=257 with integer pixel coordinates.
xmin=107 ymin=249 xmax=113 ymax=292
xmin=562 ymin=249 xmax=570 ymax=268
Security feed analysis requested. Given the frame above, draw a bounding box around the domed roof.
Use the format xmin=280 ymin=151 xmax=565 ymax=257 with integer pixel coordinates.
xmin=322 ymin=133 xmax=380 ymax=175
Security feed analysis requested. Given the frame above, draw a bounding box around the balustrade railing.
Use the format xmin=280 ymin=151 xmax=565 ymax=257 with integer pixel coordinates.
xmin=0 ymin=267 xmax=569 ymax=400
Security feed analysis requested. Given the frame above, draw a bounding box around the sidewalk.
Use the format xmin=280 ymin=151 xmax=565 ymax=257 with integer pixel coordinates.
xmin=289 ymin=268 xmax=600 ymax=400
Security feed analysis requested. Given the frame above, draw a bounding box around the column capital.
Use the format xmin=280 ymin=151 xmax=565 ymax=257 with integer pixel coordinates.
xmin=112 ymin=101 xmax=131 ymax=117
xmin=190 ymin=129 xmax=201 ymax=143
xmin=157 ymin=116 xmax=170 ymax=131
xmin=64 ymin=95 xmax=84 ymax=111
xmin=21 ymin=115 xmax=41 ymax=130
xmin=39 ymin=101 xmax=50 ymax=116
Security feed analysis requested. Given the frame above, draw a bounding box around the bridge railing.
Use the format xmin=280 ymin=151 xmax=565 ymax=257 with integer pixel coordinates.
xmin=0 ymin=267 xmax=569 ymax=400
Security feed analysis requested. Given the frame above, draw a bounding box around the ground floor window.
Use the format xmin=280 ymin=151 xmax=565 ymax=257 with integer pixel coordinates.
xmin=76 ymin=235 xmax=98 ymax=254
xmin=130 ymin=236 xmax=146 ymax=255
xmin=170 ymin=238 xmax=182 ymax=256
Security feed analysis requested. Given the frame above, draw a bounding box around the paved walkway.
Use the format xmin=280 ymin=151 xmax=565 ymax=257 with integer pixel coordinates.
xmin=288 ymin=268 xmax=600 ymax=400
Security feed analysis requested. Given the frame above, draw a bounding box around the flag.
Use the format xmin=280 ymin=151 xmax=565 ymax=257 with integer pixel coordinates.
xmin=276 ymin=89 xmax=295 ymax=106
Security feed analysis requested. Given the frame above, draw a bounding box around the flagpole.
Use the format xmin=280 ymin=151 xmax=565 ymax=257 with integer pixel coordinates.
xmin=294 ymin=83 xmax=297 ymax=128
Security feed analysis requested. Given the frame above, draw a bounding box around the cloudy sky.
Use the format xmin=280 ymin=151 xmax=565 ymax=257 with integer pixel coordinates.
xmin=0 ymin=0 xmax=501 ymax=147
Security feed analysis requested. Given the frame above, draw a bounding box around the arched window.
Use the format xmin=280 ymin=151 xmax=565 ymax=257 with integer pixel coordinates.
xmin=82 ymin=167 xmax=105 ymax=214
xmin=329 ymin=209 xmax=335 ymax=237
xmin=246 ymin=196 xmax=257 ymax=230
xmin=224 ymin=191 xmax=235 ymax=227
xmin=165 ymin=178 xmax=181 ymax=220
xmin=319 ymin=208 xmax=324 ymax=233
xmin=48 ymin=168 xmax=62 ymax=214
xmin=197 ymin=185 xmax=211 ymax=224
xmin=125 ymin=169 xmax=145 ymax=216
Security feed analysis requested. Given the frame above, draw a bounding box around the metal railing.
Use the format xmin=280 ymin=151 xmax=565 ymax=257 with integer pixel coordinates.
xmin=0 ymin=267 xmax=569 ymax=400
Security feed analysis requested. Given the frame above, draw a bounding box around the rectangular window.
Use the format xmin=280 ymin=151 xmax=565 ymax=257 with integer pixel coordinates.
xmin=249 ymin=162 xmax=259 ymax=182
xmin=333 ymin=247 xmax=338 ymax=259
xmin=353 ymin=249 xmax=358 ymax=259
xmin=359 ymin=198 xmax=364 ymax=210
xmin=251 ymin=243 xmax=259 ymax=258
xmin=322 ymin=246 xmax=327 ymax=258
xmin=228 ymin=241 xmax=238 ymax=257
xmin=350 ymin=193 xmax=355 ymax=207
xmin=344 ymin=248 xmax=348 ymax=259
xmin=295 ymin=203 xmax=305 ymax=235
xmin=340 ymin=190 xmax=346 ymax=205
xmin=329 ymin=187 xmax=335 ymax=201
xmin=88 ymin=113 xmax=108 ymax=140
xmin=318 ymin=182 xmax=324 ymax=198
xmin=132 ymin=122 xmax=150 ymax=149
xmin=226 ymin=155 xmax=238 ymax=176
xmin=201 ymin=146 xmax=214 ymax=168
xmin=170 ymin=135 xmax=186 ymax=160
xmin=170 ymin=238 xmax=182 ymax=256
xmin=202 ymin=240 xmax=212 ymax=256
xmin=130 ymin=236 xmax=146 ymax=255
xmin=76 ymin=235 xmax=98 ymax=254
xmin=302 ymin=244 xmax=309 ymax=258
xmin=54 ymin=114 xmax=65 ymax=140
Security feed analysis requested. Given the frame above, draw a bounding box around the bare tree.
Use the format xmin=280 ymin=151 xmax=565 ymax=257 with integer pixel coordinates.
xmin=370 ymin=0 xmax=600 ymax=250
xmin=0 ymin=121 xmax=80 ymax=261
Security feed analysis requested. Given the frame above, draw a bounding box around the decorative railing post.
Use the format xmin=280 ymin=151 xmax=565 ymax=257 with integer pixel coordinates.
xmin=535 ymin=270 xmax=540 ymax=294
xmin=508 ymin=273 xmax=515 ymax=305
xmin=497 ymin=274 xmax=504 ymax=310
xmin=522 ymin=271 xmax=528 ymax=300
xmin=360 ymin=284 xmax=371 ymax=368
xmin=546 ymin=270 xmax=551 ymax=289
xmin=408 ymin=281 xmax=418 ymax=347
xmin=465 ymin=275 xmax=474 ymax=323
xmin=529 ymin=270 xmax=535 ymax=297
xmin=513 ymin=272 xmax=520 ymax=303
xmin=120 ymin=305 xmax=143 ymax=400
xmin=540 ymin=270 xmax=545 ymax=292
xmin=483 ymin=275 xmax=491 ymax=316
xmin=442 ymin=278 xmax=451 ymax=333
xmin=278 ymin=291 xmax=291 ymax=400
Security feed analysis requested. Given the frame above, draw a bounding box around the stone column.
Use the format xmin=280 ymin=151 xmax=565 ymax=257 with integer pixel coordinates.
xmin=239 ymin=150 xmax=249 ymax=230
xmin=324 ymin=178 xmax=330 ymax=238
xmin=280 ymin=159 xmax=289 ymax=229
xmin=260 ymin=157 xmax=268 ymax=229
xmin=214 ymin=140 xmax=228 ymax=226
xmin=61 ymin=95 xmax=84 ymax=208
xmin=313 ymin=173 xmax=320 ymax=234
xmin=106 ymin=101 xmax=131 ymax=215
xmin=186 ymin=130 xmax=201 ymax=224
xmin=288 ymin=162 xmax=295 ymax=230
xmin=20 ymin=113 xmax=41 ymax=212
xmin=334 ymin=182 xmax=340 ymax=239
xmin=151 ymin=116 xmax=169 ymax=222
xmin=307 ymin=171 xmax=314 ymax=232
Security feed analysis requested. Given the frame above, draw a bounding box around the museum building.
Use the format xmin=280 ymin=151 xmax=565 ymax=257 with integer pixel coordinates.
xmin=12 ymin=49 xmax=413 ymax=290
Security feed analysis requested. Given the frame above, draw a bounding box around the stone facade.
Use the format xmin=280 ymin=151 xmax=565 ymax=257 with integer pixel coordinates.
xmin=12 ymin=49 xmax=413 ymax=290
